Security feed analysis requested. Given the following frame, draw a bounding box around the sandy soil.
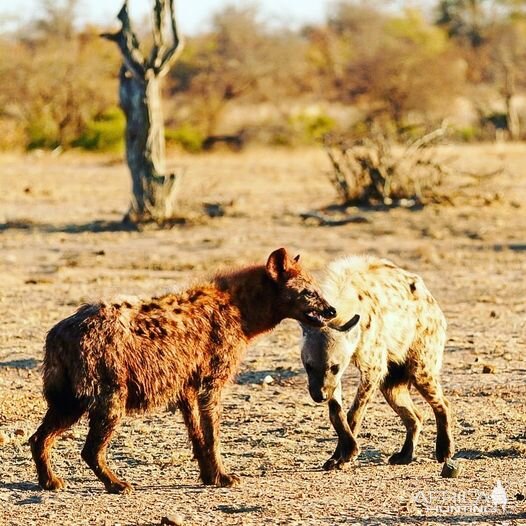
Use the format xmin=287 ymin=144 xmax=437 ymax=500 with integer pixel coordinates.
xmin=0 ymin=145 xmax=525 ymax=525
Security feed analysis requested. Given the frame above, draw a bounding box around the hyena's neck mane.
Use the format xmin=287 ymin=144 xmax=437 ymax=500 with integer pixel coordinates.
xmin=214 ymin=265 xmax=282 ymax=339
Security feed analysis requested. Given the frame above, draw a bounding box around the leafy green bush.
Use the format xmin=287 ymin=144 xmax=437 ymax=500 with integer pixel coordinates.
xmin=165 ymin=124 xmax=204 ymax=153
xmin=27 ymin=113 xmax=60 ymax=150
xmin=454 ymin=125 xmax=481 ymax=143
xmin=291 ymin=112 xmax=336 ymax=143
xmin=73 ymin=107 xmax=125 ymax=151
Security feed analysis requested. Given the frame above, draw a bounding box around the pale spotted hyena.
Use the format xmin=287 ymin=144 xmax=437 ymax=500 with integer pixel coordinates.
xmin=300 ymin=256 xmax=453 ymax=470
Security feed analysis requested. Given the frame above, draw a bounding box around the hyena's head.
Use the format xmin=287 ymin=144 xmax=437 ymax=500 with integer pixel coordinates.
xmin=300 ymin=315 xmax=361 ymax=403
xmin=266 ymin=248 xmax=336 ymax=327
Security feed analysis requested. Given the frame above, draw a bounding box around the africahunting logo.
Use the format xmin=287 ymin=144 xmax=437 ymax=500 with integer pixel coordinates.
xmin=413 ymin=480 xmax=508 ymax=514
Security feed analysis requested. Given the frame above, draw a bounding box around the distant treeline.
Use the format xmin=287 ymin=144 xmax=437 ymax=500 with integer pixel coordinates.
xmin=1 ymin=0 xmax=525 ymax=152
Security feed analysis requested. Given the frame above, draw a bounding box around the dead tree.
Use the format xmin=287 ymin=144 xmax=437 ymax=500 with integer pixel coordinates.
xmin=103 ymin=0 xmax=184 ymax=223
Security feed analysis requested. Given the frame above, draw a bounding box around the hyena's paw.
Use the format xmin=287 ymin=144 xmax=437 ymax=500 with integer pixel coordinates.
xmin=105 ymin=480 xmax=133 ymax=494
xmin=323 ymin=447 xmax=360 ymax=471
xmin=40 ymin=476 xmax=66 ymax=491
xmin=322 ymin=457 xmax=340 ymax=471
xmin=216 ymin=472 xmax=241 ymax=488
xmin=388 ymin=451 xmax=414 ymax=465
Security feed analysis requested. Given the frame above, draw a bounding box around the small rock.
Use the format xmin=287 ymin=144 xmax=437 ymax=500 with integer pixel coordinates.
xmin=262 ymin=375 xmax=274 ymax=385
xmin=0 ymin=431 xmax=9 ymax=446
xmin=482 ymin=364 xmax=496 ymax=374
xmin=203 ymin=202 xmax=225 ymax=218
xmin=399 ymin=198 xmax=416 ymax=208
xmin=490 ymin=310 xmax=497 ymax=318
xmin=160 ymin=514 xmax=184 ymax=526
xmin=14 ymin=429 xmax=25 ymax=437
xmin=441 ymin=459 xmax=461 ymax=478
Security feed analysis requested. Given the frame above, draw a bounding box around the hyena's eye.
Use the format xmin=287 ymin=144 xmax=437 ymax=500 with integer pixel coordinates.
xmin=301 ymin=289 xmax=315 ymax=299
xmin=330 ymin=364 xmax=340 ymax=375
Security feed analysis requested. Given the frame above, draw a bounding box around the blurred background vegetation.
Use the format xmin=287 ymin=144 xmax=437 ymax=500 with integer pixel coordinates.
xmin=1 ymin=0 xmax=526 ymax=153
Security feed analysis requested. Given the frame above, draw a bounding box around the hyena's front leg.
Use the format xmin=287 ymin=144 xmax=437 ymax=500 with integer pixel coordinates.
xmin=324 ymin=383 xmax=359 ymax=471
xmin=197 ymin=387 xmax=240 ymax=488
xmin=346 ymin=368 xmax=383 ymax=440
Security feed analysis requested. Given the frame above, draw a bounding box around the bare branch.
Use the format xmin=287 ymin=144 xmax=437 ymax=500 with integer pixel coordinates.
xmin=300 ymin=211 xmax=369 ymax=227
xmin=156 ymin=0 xmax=185 ymax=76
xmin=323 ymin=142 xmax=351 ymax=202
xmin=458 ymin=168 xmax=504 ymax=179
xmin=101 ymin=1 xmax=146 ymax=79
xmin=148 ymin=0 xmax=167 ymax=69
xmin=404 ymin=125 xmax=448 ymax=156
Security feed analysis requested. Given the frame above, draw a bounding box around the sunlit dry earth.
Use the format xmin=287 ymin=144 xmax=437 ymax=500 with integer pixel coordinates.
xmin=0 ymin=145 xmax=525 ymax=525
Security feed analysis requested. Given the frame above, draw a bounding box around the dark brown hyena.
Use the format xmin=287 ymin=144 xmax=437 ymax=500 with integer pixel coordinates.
xmin=30 ymin=248 xmax=336 ymax=494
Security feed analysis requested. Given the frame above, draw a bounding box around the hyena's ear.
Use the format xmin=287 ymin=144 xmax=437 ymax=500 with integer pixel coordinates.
xmin=266 ymin=248 xmax=298 ymax=282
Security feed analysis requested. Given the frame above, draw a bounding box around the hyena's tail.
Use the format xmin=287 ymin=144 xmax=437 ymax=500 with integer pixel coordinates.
xmin=41 ymin=304 xmax=98 ymax=413
xmin=30 ymin=306 xmax=99 ymax=491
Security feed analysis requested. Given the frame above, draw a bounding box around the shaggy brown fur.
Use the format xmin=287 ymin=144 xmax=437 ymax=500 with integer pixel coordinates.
xmin=30 ymin=248 xmax=336 ymax=494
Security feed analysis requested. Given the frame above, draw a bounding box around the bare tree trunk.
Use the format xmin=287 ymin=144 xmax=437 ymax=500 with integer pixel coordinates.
xmin=103 ymin=0 xmax=184 ymax=224
xmin=499 ymin=49 xmax=520 ymax=141
xmin=505 ymin=94 xmax=520 ymax=141
xmin=503 ymin=63 xmax=520 ymax=141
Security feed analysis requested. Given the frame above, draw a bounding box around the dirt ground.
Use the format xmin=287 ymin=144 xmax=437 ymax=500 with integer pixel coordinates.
xmin=0 ymin=145 xmax=525 ymax=525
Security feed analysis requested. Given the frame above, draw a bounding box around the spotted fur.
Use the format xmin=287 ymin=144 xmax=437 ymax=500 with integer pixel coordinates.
xmin=30 ymin=248 xmax=336 ymax=494
xmin=300 ymin=255 xmax=454 ymax=470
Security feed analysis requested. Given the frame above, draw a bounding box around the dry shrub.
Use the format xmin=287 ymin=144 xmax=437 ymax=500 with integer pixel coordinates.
xmin=323 ymin=127 xmax=458 ymax=207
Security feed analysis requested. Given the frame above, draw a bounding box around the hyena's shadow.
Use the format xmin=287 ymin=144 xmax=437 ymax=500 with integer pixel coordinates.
xmin=356 ymin=447 xmax=384 ymax=464
xmin=0 ymin=481 xmax=40 ymax=493
xmin=316 ymin=436 xmax=385 ymax=464
xmin=0 ymin=481 xmax=43 ymax=504
xmin=0 ymin=358 xmax=39 ymax=369
xmin=454 ymin=447 xmax=524 ymax=460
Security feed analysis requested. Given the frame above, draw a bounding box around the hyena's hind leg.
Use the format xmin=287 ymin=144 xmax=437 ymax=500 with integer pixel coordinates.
xmin=30 ymin=402 xmax=85 ymax=490
xmin=178 ymin=387 xmax=206 ymax=467
xmin=380 ymin=362 xmax=423 ymax=465
xmin=81 ymin=390 xmax=131 ymax=494
xmin=412 ymin=369 xmax=454 ymax=462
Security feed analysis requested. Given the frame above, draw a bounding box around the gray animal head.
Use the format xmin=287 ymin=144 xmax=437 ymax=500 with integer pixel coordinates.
xmin=300 ymin=315 xmax=360 ymax=403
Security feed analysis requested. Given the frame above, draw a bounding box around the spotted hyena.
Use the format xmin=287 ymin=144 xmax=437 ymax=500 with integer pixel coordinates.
xmin=30 ymin=248 xmax=337 ymax=494
xmin=300 ymin=255 xmax=453 ymax=470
